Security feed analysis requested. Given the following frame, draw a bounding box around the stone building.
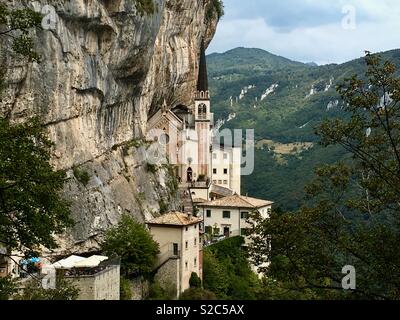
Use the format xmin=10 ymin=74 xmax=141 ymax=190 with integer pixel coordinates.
xmin=147 ymin=212 xmax=202 ymax=297
xmin=198 ymin=194 xmax=273 ymax=240
xmin=52 ymin=255 xmax=120 ymax=300
xmin=146 ymin=41 xmax=241 ymax=197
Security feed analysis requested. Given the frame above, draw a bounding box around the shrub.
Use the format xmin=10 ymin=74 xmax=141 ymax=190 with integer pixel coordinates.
xmin=205 ymin=226 xmax=212 ymax=235
xmin=73 ymin=167 xmax=90 ymax=186
xmin=159 ymin=200 xmax=169 ymax=214
xmin=0 ymin=277 xmax=17 ymax=300
xmin=146 ymin=162 xmax=158 ymax=174
xmin=120 ymin=277 xmax=132 ymax=300
xmin=131 ymin=0 xmax=156 ymax=16
xmin=206 ymin=0 xmax=224 ymax=22
xmin=14 ymin=277 xmax=79 ymax=300
xmin=180 ymin=288 xmax=217 ymax=300
xmin=189 ymin=272 xmax=202 ymax=288
xmin=148 ymin=281 xmax=176 ymax=300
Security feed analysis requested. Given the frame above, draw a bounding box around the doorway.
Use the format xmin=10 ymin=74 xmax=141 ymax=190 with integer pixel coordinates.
xmin=187 ymin=167 xmax=193 ymax=182
xmin=223 ymin=227 xmax=230 ymax=238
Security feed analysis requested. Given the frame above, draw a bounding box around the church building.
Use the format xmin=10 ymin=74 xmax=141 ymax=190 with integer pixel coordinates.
xmin=147 ymin=41 xmax=241 ymax=197
xmin=145 ymin=42 xmax=274 ymax=293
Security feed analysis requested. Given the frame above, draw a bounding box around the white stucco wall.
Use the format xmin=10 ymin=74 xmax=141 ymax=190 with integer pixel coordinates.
xmin=149 ymin=222 xmax=201 ymax=296
xmin=211 ymin=147 xmax=241 ymax=195
xmin=180 ymin=223 xmax=201 ymax=293
xmin=201 ymin=205 xmax=272 ymax=237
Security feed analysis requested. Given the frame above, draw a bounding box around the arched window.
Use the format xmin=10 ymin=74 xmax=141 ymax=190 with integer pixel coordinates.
xmin=159 ymin=133 xmax=170 ymax=145
xmin=198 ymin=103 xmax=207 ymax=119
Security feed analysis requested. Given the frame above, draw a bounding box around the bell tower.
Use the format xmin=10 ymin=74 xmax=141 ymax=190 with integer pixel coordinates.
xmin=195 ymin=40 xmax=212 ymax=179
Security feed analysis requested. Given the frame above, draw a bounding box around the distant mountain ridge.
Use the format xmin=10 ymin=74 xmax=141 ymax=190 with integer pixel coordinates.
xmin=208 ymin=47 xmax=400 ymax=142
xmin=207 ymin=47 xmax=400 ymax=210
xmin=208 ymin=47 xmax=305 ymax=77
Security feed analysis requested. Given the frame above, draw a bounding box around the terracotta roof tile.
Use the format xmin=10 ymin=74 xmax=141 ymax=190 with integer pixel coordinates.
xmin=198 ymin=194 xmax=273 ymax=209
xmin=147 ymin=211 xmax=202 ymax=226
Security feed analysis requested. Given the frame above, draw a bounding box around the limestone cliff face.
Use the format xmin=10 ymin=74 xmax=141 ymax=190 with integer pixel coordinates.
xmin=0 ymin=0 xmax=217 ymax=253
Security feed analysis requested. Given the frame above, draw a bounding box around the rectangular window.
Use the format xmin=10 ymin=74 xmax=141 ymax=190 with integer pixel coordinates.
xmin=223 ymin=153 xmax=228 ymax=159
xmin=241 ymin=228 xmax=249 ymax=236
xmin=241 ymin=211 xmax=249 ymax=219
xmin=194 ymin=238 xmax=197 ymax=246
xmin=205 ymin=226 xmax=212 ymax=234
xmin=223 ymin=211 xmax=231 ymax=219
xmin=213 ymin=180 xmax=217 ymax=184
xmin=223 ymin=180 xmax=228 ymax=185
xmin=213 ymin=153 xmax=217 ymax=159
xmin=206 ymin=210 xmax=211 ymax=218
xmin=224 ymin=168 xmax=228 ymax=174
xmin=185 ymin=241 xmax=188 ymax=250
xmin=218 ymin=180 xmax=222 ymax=184
xmin=194 ymin=258 xmax=197 ymax=267
xmin=213 ymin=168 xmax=217 ymax=174
xmin=185 ymin=261 xmax=188 ymax=270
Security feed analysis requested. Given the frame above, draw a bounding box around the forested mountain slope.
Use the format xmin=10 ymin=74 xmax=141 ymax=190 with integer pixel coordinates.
xmin=208 ymin=48 xmax=400 ymax=210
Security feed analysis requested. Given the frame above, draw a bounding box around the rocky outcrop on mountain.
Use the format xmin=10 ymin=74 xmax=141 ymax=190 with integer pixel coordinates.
xmin=0 ymin=0 xmax=217 ymax=253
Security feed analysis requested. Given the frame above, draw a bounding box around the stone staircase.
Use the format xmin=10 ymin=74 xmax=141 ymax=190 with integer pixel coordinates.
xmin=178 ymin=184 xmax=194 ymax=214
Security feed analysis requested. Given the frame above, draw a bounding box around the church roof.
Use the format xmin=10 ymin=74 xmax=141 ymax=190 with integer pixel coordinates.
xmin=198 ymin=194 xmax=273 ymax=209
xmin=172 ymin=104 xmax=190 ymax=113
xmin=197 ymin=40 xmax=208 ymax=92
xmin=147 ymin=211 xmax=202 ymax=227
xmin=147 ymin=106 xmax=183 ymax=129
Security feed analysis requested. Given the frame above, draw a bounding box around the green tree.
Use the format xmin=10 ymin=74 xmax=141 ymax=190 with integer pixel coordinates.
xmin=202 ymin=237 xmax=261 ymax=299
xmin=102 ymin=214 xmax=159 ymax=277
xmin=0 ymin=3 xmax=42 ymax=61
xmin=248 ymin=52 xmax=400 ymax=300
xmin=202 ymin=250 xmax=229 ymax=298
xmin=0 ymin=4 xmax=74 ymax=301
xmin=0 ymin=118 xmax=73 ymax=253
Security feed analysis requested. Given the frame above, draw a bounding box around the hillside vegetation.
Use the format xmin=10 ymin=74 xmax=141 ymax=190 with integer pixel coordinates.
xmin=208 ymin=47 xmax=400 ymax=210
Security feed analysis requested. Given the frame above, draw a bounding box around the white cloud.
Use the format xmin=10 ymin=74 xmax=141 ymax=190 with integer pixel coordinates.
xmin=208 ymin=0 xmax=400 ymax=64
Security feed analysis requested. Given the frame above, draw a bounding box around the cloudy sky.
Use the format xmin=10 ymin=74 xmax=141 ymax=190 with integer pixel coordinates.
xmin=207 ymin=0 xmax=400 ymax=65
